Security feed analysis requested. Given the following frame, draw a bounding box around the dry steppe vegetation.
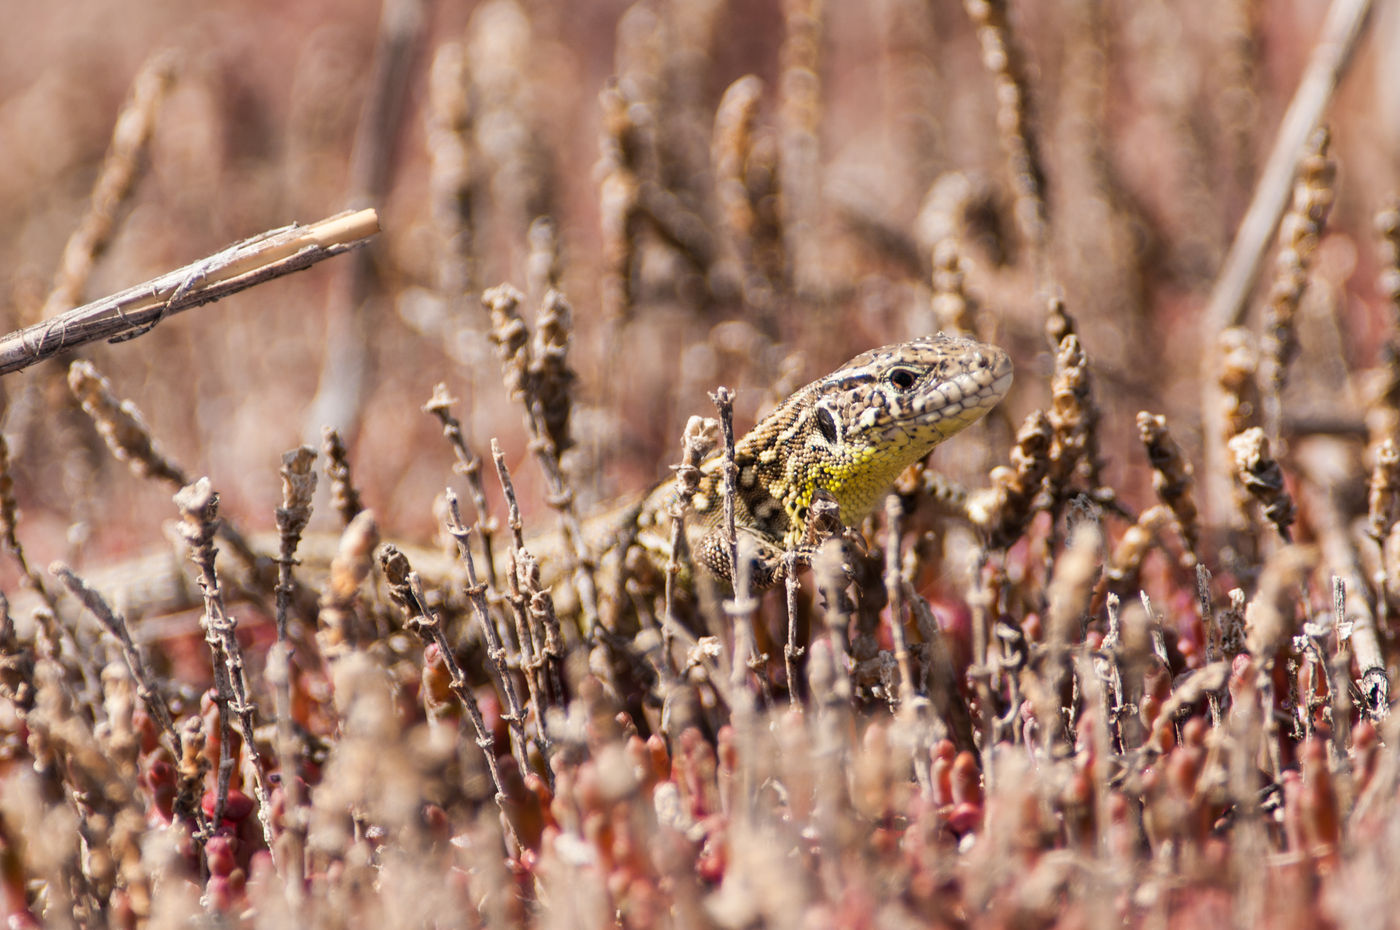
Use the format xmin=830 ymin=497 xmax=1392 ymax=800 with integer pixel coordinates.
xmin=1 ymin=0 xmax=1399 ymax=926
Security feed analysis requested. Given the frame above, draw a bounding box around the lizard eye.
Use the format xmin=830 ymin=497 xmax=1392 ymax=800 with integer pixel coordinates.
xmin=815 ymin=406 xmax=838 ymax=443
xmin=887 ymin=368 xmax=919 ymax=391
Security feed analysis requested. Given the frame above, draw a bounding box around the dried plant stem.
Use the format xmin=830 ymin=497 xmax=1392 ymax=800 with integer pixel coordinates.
xmin=1297 ymin=443 xmax=1390 ymax=719
xmin=1 ymin=210 xmax=378 ymax=374
xmin=485 ymin=286 xmax=599 ymax=636
xmin=905 ymin=583 xmax=977 ymax=754
xmin=712 ymin=389 xmax=770 ymax=706
xmin=812 ymin=531 xmax=854 ymax=707
xmin=47 ymin=565 xmax=184 ymax=771
xmin=1201 ymin=0 xmax=1372 ymax=526
xmin=1100 ymin=593 xmax=1129 ymax=751
xmin=778 ymin=0 xmax=824 ymax=294
xmin=783 ymin=557 xmax=804 ymax=707
xmin=967 ymin=551 xmax=999 ymax=776
xmin=964 ymin=0 xmax=1048 ymax=271
xmin=1204 ymin=0 xmax=1374 ymax=333
xmin=321 ymin=427 xmax=365 ymax=526
xmin=271 ymin=446 xmax=316 ymax=902
xmin=883 ymin=495 xmax=917 ymax=705
xmin=378 ymin=546 xmax=522 ymax=852
xmin=1195 ymin=565 xmax=1225 ymax=727
xmin=274 ymin=447 xmax=318 ymax=641
xmin=1259 ymin=127 xmax=1336 ymax=443
xmin=442 ymin=491 xmax=534 ymax=775
xmin=725 ymin=535 xmax=768 ymax=705
xmin=0 ymin=435 xmax=59 ymax=617
xmin=38 ymin=51 xmax=176 ymax=324
xmin=1137 ymin=411 xmax=1202 ymax=565
xmin=710 ymin=387 xmax=740 ymax=583
xmin=425 ymin=40 xmax=475 ymax=301
xmin=1229 ymin=427 xmax=1297 ymax=543
xmin=664 ymin=417 xmax=716 ymax=677
xmin=1041 ymin=523 xmax=1101 ymax=753
xmin=491 ymin=439 xmax=527 ymax=553
xmin=1318 ymin=578 xmax=1353 ymax=769
xmin=507 ymin=551 xmax=553 ymax=725
xmin=305 ymin=0 xmax=425 ymax=440
xmin=68 ymin=360 xmax=304 ymax=619
xmin=173 ymin=479 xmax=272 ymax=851
xmin=490 ymin=442 xmax=566 ymax=711
xmin=424 ymin=385 xmax=500 ymax=589
xmin=516 ymin=552 xmax=566 ymax=715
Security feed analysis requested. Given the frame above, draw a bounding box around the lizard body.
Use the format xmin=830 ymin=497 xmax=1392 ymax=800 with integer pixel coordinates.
xmin=46 ymin=334 xmax=1012 ymax=622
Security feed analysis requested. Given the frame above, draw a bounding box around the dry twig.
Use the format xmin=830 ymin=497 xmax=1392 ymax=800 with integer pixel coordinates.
xmin=0 ymin=211 xmax=379 ymax=374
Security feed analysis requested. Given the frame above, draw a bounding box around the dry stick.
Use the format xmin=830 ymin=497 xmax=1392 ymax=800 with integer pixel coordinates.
xmin=783 ymin=560 xmax=804 ymax=708
xmin=498 ymin=546 xmax=548 ymax=743
xmin=173 ymin=479 xmax=273 ymax=852
xmin=1100 ymin=593 xmax=1128 ymax=753
xmin=884 ymin=496 xmax=938 ymax=797
xmin=47 ymin=565 xmax=187 ymax=783
xmin=1204 ymin=0 xmax=1374 ymax=334
xmin=709 ymin=386 xmax=771 ymax=705
xmin=710 ymin=387 xmax=740 ymax=584
xmin=812 ymin=525 xmax=855 ymax=708
xmin=0 ymin=210 xmax=379 ymax=375
xmin=424 ymin=40 xmax=475 ymax=301
xmin=442 ymin=490 xmax=534 ymax=777
xmin=489 ymin=441 xmax=566 ymax=710
xmin=8 ymin=53 xmax=174 ymax=573
xmin=271 ymin=447 xmax=316 ymax=904
xmin=905 ymin=586 xmax=978 ymax=755
xmin=882 ymin=495 xmax=918 ymax=706
xmin=485 ymin=288 xmax=600 ymax=638
xmin=0 ymin=435 xmax=61 ymax=619
xmin=424 ymin=385 xmax=500 ymax=590
xmin=498 ymin=550 xmax=544 ymax=714
xmin=1328 ymin=577 xmax=1356 ymax=778
xmin=39 ymin=52 xmax=176 ymax=323
xmin=1199 ymin=0 xmax=1373 ymax=522
xmin=724 ymin=534 xmax=766 ymax=704
xmin=1307 ymin=578 xmax=1352 ymax=770
xmin=305 ymin=0 xmax=425 ymax=440
xmin=967 ymin=549 xmax=999 ymax=780
xmin=516 ymin=552 xmax=568 ymax=715
xmin=663 ymin=417 xmax=715 ymax=678
xmin=1195 ymin=565 xmax=1225 ymax=728
xmin=66 ymin=361 xmax=303 ymax=620
xmin=273 ymin=447 xmax=318 ymax=641
xmin=321 ymin=427 xmax=365 ymax=527
xmin=1297 ymin=446 xmax=1390 ymax=719
xmin=964 ymin=0 xmax=1048 ymax=276
xmin=378 ymin=546 xmax=522 ymax=853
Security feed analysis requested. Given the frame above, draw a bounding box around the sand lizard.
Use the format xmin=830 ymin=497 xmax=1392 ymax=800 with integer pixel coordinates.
xmin=49 ymin=333 xmax=1012 ymax=621
xmin=632 ymin=332 xmax=1013 ymax=588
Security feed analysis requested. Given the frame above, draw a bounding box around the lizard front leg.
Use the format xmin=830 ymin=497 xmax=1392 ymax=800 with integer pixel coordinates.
xmin=692 ymin=524 xmax=801 ymax=591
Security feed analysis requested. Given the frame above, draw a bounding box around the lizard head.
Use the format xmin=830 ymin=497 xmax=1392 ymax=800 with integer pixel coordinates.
xmin=762 ymin=333 xmax=1014 ymax=541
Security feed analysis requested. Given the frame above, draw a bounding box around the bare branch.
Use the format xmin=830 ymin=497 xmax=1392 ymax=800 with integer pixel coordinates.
xmin=0 ymin=209 xmax=380 ymax=374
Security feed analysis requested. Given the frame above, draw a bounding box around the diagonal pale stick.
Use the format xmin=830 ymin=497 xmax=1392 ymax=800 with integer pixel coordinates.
xmin=0 ymin=208 xmax=380 ymax=376
xmin=1203 ymin=0 xmax=1373 ymax=334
